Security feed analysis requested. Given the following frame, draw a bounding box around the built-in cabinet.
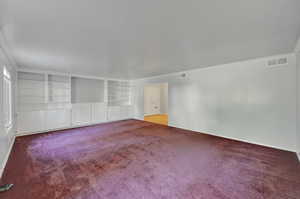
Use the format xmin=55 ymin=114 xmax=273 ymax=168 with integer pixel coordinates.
xmin=17 ymin=71 xmax=133 ymax=135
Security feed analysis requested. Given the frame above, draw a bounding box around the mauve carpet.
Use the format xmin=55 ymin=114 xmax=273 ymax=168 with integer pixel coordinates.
xmin=1 ymin=119 xmax=300 ymax=199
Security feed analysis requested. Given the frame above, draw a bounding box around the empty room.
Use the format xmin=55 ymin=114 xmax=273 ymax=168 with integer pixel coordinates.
xmin=0 ymin=0 xmax=300 ymax=198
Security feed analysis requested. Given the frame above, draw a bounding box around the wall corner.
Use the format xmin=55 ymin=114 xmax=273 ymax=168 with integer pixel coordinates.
xmin=295 ymin=37 xmax=300 ymax=53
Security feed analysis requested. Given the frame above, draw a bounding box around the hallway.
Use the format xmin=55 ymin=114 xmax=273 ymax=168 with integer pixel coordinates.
xmin=144 ymin=114 xmax=168 ymax=125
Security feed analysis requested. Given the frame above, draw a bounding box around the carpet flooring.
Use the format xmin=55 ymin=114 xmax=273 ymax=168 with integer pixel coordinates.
xmin=1 ymin=119 xmax=300 ymax=199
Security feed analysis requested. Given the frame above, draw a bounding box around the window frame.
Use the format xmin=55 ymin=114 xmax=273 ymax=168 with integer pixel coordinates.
xmin=3 ymin=66 xmax=12 ymax=130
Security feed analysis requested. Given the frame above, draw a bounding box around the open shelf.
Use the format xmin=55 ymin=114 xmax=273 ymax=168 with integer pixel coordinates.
xmin=107 ymin=80 xmax=131 ymax=106
xmin=18 ymin=72 xmax=46 ymax=110
xmin=48 ymin=74 xmax=71 ymax=104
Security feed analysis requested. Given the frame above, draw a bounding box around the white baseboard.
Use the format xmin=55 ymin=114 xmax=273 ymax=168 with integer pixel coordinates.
xmin=134 ymin=118 xmax=296 ymax=153
xmin=167 ymin=123 xmax=296 ymax=152
xmin=0 ymin=135 xmax=16 ymax=179
xmin=16 ymin=118 xmax=133 ymax=137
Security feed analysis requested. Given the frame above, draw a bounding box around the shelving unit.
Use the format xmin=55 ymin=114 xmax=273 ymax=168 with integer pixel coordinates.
xmin=17 ymin=70 xmax=133 ymax=135
xmin=107 ymin=80 xmax=133 ymax=121
xmin=48 ymin=74 xmax=71 ymax=104
xmin=71 ymin=77 xmax=106 ymax=125
xmin=17 ymin=71 xmax=47 ymax=132
xmin=17 ymin=71 xmax=46 ymax=111
xmin=107 ymin=80 xmax=131 ymax=106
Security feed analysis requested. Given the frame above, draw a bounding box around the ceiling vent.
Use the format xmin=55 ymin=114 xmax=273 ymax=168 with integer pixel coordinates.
xmin=267 ymin=57 xmax=288 ymax=67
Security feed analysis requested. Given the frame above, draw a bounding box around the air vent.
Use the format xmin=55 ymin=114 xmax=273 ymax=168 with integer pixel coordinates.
xmin=267 ymin=57 xmax=288 ymax=67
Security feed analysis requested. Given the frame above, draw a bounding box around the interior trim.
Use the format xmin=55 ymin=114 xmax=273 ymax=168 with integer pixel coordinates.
xmin=0 ymin=135 xmax=16 ymax=179
xmin=16 ymin=118 xmax=133 ymax=137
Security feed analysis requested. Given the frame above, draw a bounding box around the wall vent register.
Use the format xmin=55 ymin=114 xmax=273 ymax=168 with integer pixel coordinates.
xmin=267 ymin=57 xmax=288 ymax=67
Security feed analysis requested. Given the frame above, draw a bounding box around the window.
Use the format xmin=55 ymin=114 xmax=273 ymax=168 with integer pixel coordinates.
xmin=3 ymin=66 xmax=12 ymax=129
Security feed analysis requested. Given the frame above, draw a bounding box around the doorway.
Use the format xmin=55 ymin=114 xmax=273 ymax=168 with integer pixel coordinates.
xmin=144 ymin=83 xmax=168 ymax=125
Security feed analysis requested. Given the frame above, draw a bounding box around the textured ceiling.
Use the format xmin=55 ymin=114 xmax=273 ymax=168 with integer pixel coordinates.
xmin=2 ymin=0 xmax=300 ymax=79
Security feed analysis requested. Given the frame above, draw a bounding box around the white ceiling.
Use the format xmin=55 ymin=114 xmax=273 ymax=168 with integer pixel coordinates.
xmin=2 ymin=0 xmax=300 ymax=79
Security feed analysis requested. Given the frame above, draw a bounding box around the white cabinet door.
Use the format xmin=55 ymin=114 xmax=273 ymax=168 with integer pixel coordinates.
xmin=120 ymin=105 xmax=132 ymax=119
xmin=46 ymin=109 xmax=71 ymax=130
xmin=107 ymin=105 xmax=132 ymax=121
xmin=71 ymin=103 xmax=92 ymax=125
xmin=91 ymin=103 xmax=107 ymax=123
xmin=17 ymin=111 xmax=46 ymax=134
xmin=107 ymin=106 xmax=121 ymax=121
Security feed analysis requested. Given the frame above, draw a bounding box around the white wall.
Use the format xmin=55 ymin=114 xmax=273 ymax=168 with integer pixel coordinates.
xmin=296 ymin=50 xmax=300 ymax=155
xmin=0 ymin=46 xmax=16 ymax=177
xmin=71 ymin=77 xmax=105 ymax=103
xmin=159 ymin=83 xmax=168 ymax=114
xmin=133 ymin=54 xmax=297 ymax=152
xmin=295 ymin=37 xmax=300 ymax=53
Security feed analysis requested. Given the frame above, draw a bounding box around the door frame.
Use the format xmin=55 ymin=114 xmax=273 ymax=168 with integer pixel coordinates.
xmin=143 ymin=82 xmax=168 ymax=117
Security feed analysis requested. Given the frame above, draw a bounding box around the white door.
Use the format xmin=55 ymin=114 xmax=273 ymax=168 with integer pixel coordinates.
xmin=144 ymin=85 xmax=160 ymax=115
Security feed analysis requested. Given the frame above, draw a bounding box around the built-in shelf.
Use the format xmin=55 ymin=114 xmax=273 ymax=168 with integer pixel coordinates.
xmin=48 ymin=74 xmax=71 ymax=104
xmin=17 ymin=70 xmax=134 ymax=135
xmin=107 ymin=80 xmax=131 ymax=106
xmin=18 ymin=72 xmax=46 ymax=110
